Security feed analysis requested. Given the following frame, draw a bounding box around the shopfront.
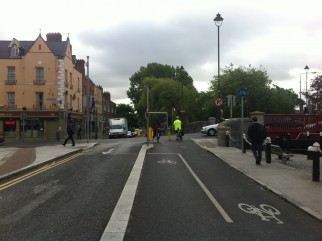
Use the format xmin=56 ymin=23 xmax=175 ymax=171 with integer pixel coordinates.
xmin=0 ymin=110 xmax=85 ymax=142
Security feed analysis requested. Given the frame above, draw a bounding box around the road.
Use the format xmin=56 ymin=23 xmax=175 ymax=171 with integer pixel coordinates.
xmin=0 ymin=135 xmax=322 ymax=241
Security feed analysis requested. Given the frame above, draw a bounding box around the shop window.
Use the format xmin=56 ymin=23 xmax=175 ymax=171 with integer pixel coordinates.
xmin=4 ymin=120 xmax=16 ymax=132
xmin=24 ymin=119 xmax=44 ymax=137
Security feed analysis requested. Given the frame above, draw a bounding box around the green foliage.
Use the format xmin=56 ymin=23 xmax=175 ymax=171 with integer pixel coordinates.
xmin=115 ymin=104 xmax=138 ymax=130
xmin=127 ymin=63 xmax=193 ymax=107
xmin=210 ymin=64 xmax=297 ymax=117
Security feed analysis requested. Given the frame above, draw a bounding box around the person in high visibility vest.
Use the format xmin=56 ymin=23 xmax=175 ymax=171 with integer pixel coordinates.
xmin=173 ymin=116 xmax=182 ymax=141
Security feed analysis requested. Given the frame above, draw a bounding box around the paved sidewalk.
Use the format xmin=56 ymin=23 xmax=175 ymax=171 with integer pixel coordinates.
xmin=193 ymin=138 xmax=322 ymax=222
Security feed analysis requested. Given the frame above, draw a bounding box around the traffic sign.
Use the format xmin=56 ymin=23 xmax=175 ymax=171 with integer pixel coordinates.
xmin=237 ymin=88 xmax=248 ymax=97
xmin=215 ymin=98 xmax=223 ymax=106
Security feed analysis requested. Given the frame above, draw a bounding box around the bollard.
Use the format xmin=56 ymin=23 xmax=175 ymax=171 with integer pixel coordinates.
xmin=307 ymin=146 xmax=313 ymax=160
xmin=242 ymin=133 xmax=246 ymax=153
xmin=225 ymin=131 xmax=230 ymax=147
xmin=265 ymin=137 xmax=271 ymax=163
xmin=168 ymin=130 xmax=171 ymax=141
xmin=312 ymin=142 xmax=320 ymax=182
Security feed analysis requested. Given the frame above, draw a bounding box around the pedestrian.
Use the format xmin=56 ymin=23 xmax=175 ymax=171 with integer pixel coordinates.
xmin=247 ymin=117 xmax=266 ymax=165
xmin=62 ymin=122 xmax=75 ymax=146
xmin=77 ymin=125 xmax=82 ymax=140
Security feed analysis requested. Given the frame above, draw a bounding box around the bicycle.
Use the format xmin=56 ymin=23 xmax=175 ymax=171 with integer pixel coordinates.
xmin=176 ymin=130 xmax=183 ymax=141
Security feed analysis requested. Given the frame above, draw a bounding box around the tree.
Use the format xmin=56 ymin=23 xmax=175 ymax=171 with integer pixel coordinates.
xmin=306 ymin=75 xmax=322 ymax=113
xmin=127 ymin=63 xmax=193 ymax=107
xmin=115 ymin=104 xmax=138 ymax=130
xmin=210 ymin=64 xmax=297 ymax=117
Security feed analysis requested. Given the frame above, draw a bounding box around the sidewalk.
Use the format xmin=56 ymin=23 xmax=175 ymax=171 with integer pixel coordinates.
xmin=193 ymin=138 xmax=322 ymax=222
xmin=0 ymin=137 xmax=321 ymax=223
xmin=0 ymin=141 xmax=97 ymax=180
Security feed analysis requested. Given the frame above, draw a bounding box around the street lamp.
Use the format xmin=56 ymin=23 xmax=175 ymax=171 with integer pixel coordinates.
xmin=305 ymin=65 xmax=309 ymax=105
xmin=214 ymin=13 xmax=224 ymax=94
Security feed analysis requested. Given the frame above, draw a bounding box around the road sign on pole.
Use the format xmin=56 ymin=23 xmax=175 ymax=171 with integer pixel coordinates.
xmin=215 ymin=98 xmax=223 ymax=106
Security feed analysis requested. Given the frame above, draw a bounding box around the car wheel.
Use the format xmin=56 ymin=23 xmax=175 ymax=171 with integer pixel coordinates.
xmin=207 ymin=128 xmax=216 ymax=136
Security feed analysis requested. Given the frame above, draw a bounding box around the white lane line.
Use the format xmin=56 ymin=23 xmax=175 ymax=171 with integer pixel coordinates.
xmin=100 ymin=144 xmax=153 ymax=241
xmin=102 ymin=149 xmax=115 ymax=155
xmin=178 ymin=153 xmax=234 ymax=223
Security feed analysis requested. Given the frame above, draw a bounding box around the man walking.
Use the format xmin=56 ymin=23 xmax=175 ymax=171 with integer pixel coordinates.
xmin=62 ymin=122 xmax=75 ymax=146
xmin=247 ymin=117 xmax=266 ymax=165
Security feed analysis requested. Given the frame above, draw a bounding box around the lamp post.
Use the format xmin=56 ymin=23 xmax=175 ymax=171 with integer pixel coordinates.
xmin=214 ymin=13 xmax=224 ymax=94
xmin=86 ymin=56 xmax=90 ymax=143
xmin=305 ymin=65 xmax=309 ymax=105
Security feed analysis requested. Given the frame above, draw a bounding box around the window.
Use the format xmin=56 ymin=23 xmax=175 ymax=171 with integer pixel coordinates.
xmin=7 ymin=92 xmax=15 ymax=109
xmin=35 ymin=92 xmax=44 ymax=110
xmin=4 ymin=120 xmax=16 ymax=132
xmin=24 ymin=119 xmax=44 ymax=137
xmin=34 ymin=67 xmax=45 ymax=84
xmin=10 ymin=44 xmax=19 ymax=57
xmin=70 ymin=72 xmax=73 ymax=89
xmin=6 ymin=67 xmax=16 ymax=84
xmin=64 ymin=70 xmax=68 ymax=87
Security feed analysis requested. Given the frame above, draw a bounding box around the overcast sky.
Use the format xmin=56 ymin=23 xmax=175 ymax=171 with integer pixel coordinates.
xmin=1 ymin=0 xmax=321 ymax=104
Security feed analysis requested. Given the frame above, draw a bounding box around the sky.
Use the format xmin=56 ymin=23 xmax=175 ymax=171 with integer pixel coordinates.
xmin=1 ymin=0 xmax=321 ymax=105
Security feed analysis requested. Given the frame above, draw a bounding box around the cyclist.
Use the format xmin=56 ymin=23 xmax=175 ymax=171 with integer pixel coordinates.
xmin=173 ymin=116 xmax=182 ymax=141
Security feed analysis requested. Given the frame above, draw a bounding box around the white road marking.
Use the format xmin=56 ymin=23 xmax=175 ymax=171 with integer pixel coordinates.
xmin=102 ymin=149 xmax=115 ymax=155
xmin=100 ymin=145 xmax=152 ymax=241
xmin=178 ymin=153 xmax=234 ymax=223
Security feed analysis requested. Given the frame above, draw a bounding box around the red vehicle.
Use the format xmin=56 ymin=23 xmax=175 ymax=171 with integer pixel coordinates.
xmin=264 ymin=114 xmax=322 ymax=149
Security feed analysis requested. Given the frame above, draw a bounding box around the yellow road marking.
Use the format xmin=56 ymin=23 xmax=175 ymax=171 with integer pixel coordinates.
xmin=0 ymin=151 xmax=86 ymax=191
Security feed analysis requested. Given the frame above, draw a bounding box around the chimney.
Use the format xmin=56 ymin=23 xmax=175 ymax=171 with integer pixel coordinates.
xmin=75 ymin=59 xmax=86 ymax=76
xmin=46 ymin=32 xmax=62 ymax=42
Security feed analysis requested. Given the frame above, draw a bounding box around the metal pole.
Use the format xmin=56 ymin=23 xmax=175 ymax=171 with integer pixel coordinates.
xmin=146 ymin=86 xmax=149 ymax=146
xmin=217 ymin=25 xmax=220 ymax=94
xmin=86 ymin=56 xmax=90 ymax=143
xmin=241 ymin=96 xmax=244 ymax=153
xmin=306 ymin=71 xmax=308 ymax=105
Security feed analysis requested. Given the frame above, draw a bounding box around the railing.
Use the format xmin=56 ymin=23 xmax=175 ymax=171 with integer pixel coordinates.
xmin=5 ymin=79 xmax=17 ymax=85
xmin=33 ymin=79 xmax=46 ymax=85
xmin=1 ymin=104 xmax=17 ymax=110
xmin=33 ymin=104 xmax=46 ymax=110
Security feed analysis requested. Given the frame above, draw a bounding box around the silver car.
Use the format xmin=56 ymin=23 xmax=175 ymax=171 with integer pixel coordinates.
xmin=200 ymin=123 xmax=218 ymax=136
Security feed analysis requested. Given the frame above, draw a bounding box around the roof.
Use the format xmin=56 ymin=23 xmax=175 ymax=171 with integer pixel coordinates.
xmin=0 ymin=38 xmax=68 ymax=59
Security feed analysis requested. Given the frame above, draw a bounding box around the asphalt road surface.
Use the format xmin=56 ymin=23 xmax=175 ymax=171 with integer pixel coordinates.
xmin=0 ymin=139 xmax=142 ymax=241
xmin=124 ymin=137 xmax=322 ymax=241
xmin=0 ymin=136 xmax=322 ymax=241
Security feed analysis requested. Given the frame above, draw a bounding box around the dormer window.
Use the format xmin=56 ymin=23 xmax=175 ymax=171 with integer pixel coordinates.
xmin=10 ymin=44 xmax=19 ymax=57
xmin=8 ymin=38 xmax=21 ymax=57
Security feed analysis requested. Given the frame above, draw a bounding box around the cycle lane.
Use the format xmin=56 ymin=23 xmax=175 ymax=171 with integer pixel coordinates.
xmin=123 ymin=139 xmax=322 ymax=241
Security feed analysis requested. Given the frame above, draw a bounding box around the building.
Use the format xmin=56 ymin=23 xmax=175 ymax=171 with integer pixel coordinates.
xmin=0 ymin=33 xmax=85 ymax=141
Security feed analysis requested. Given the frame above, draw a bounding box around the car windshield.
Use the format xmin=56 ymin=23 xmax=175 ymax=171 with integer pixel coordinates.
xmin=111 ymin=125 xmax=122 ymax=129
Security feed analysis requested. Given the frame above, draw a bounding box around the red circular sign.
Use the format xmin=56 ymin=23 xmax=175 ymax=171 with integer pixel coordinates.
xmin=215 ymin=98 xmax=223 ymax=106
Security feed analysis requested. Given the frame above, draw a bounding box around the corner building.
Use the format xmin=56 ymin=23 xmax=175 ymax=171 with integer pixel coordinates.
xmin=0 ymin=33 xmax=84 ymax=142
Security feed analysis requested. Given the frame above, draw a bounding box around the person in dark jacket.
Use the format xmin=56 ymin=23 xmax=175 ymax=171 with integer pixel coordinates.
xmin=247 ymin=117 xmax=266 ymax=165
xmin=62 ymin=122 xmax=75 ymax=146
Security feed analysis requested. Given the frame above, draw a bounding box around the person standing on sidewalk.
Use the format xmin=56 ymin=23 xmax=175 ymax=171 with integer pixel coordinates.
xmin=62 ymin=122 xmax=75 ymax=146
xmin=247 ymin=117 xmax=266 ymax=165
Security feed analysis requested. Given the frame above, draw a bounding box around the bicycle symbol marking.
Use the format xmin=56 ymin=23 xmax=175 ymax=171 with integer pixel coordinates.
xmin=157 ymin=159 xmax=177 ymax=165
xmin=238 ymin=203 xmax=284 ymax=224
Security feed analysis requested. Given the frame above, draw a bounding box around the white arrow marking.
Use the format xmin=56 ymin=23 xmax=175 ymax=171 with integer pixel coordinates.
xmin=102 ymin=149 xmax=115 ymax=155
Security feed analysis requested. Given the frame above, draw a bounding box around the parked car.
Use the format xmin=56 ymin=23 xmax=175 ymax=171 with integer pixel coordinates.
xmin=200 ymin=123 xmax=218 ymax=136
